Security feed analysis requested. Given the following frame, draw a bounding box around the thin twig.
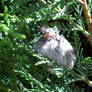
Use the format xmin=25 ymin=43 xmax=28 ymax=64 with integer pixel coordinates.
xmin=82 ymin=77 xmax=92 ymax=87
xmin=76 ymin=0 xmax=92 ymax=46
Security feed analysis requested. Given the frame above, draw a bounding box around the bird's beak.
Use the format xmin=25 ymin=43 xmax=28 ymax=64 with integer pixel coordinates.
xmin=43 ymin=32 xmax=55 ymax=39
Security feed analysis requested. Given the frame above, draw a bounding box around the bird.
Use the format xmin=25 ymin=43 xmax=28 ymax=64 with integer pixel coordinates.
xmin=33 ymin=26 xmax=76 ymax=68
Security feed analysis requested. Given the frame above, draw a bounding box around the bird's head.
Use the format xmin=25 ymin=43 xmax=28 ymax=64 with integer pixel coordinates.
xmin=40 ymin=26 xmax=56 ymax=39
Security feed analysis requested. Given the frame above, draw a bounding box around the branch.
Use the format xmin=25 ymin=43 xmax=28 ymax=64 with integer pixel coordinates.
xmin=76 ymin=0 xmax=92 ymax=47
xmin=71 ymin=70 xmax=92 ymax=88
xmin=72 ymin=21 xmax=89 ymax=37
xmin=82 ymin=77 xmax=92 ymax=87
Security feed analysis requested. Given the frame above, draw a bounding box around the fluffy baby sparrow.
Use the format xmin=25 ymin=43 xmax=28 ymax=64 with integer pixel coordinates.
xmin=33 ymin=26 xmax=76 ymax=68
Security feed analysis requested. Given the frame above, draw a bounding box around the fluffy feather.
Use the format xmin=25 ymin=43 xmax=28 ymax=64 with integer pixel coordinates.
xmin=33 ymin=26 xmax=76 ymax=68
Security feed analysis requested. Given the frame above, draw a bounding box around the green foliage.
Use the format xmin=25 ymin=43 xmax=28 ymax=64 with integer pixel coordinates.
xmin=0 ymin=0 xmax=92 ymax=92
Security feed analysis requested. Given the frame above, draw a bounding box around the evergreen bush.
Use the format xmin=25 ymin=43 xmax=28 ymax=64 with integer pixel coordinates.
xmin=0 ymin=0 xmax=92 ymax=92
